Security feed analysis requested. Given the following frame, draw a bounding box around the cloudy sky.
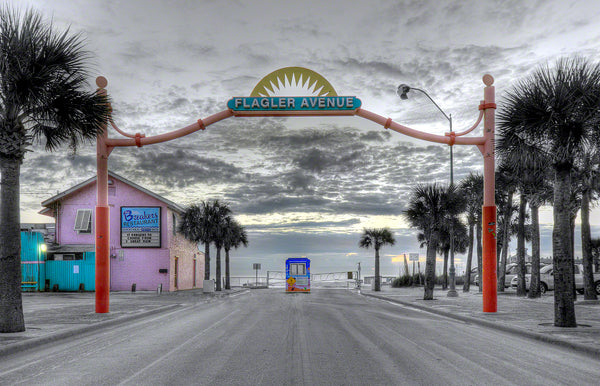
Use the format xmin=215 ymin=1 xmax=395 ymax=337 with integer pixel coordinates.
xmin=17 ymin=0 xmax=600 ymax=278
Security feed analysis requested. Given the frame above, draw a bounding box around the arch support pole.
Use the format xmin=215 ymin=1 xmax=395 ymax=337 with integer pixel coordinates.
xmin=481 ymin=75 xmax=497 ymax=313
xmin=95 ymin=78 xmax=110 ymax=313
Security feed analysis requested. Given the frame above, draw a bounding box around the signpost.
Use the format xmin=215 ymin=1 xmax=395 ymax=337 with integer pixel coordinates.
xmin=409 ymin=253 xmax=419 ymax=286
xmin=253 ymin=263 xmax=261 ymax=286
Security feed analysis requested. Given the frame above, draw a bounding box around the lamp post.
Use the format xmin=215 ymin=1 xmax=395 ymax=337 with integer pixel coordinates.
xmin=397 ymin=84 xmax=458 ymax=297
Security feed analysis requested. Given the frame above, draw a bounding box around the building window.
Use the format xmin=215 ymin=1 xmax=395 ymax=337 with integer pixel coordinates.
xmin=290 ymin=263 xmax=306 ymax=275
xmin=48 ymin=253 xmax=84 ymax=261
xmin=74 ymin=209 xmax=92 ymax=234
xmin=172 ymin=213 xmax=177 ymax=235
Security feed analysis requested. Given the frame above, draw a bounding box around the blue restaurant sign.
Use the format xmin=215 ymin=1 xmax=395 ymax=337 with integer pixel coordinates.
xmin=120 ymin=206 xmax=161 ymax=248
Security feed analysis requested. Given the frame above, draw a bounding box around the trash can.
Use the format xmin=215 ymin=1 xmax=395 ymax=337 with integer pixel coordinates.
xmin=203 ymin=279 xmax=215 ymax=293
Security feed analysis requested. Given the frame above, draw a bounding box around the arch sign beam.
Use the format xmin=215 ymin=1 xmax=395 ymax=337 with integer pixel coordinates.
xmin=94 ymin=67 xmax=497 ymax=313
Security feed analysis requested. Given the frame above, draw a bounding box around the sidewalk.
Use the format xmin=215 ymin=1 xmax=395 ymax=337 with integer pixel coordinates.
xmin=361 ymin=285 xmax=600 ymax=358
xmin=0 ymin=288 xmax=247 ymax=356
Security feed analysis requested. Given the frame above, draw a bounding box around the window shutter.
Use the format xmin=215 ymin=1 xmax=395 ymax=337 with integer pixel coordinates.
xmin=74 ymin=209 xmax=92 ymax=232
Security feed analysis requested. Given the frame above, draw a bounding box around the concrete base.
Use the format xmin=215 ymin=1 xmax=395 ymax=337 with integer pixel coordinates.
xmin=203 ymin=280 xmax=215 ymax=293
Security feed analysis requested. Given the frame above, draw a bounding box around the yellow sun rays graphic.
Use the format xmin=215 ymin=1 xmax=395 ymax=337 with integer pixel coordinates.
xmin=250 ymin=67 xmax=338 ymax=97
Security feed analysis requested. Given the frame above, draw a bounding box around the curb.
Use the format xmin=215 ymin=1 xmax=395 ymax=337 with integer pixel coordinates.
xmin=360 ymin=291 xmax=600 ymax=359
xmin=0 ymin=303 xmax=181 ymax=357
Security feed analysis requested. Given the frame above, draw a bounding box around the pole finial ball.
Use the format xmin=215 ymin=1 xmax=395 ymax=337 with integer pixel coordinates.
xmin=482 ymin=74 xmax=494 ymax=86
xmin=96 ymin=76 xmax=108 ymax=88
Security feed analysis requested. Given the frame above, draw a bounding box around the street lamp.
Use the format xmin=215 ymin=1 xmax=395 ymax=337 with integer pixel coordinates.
xmin=397 ymin=84 xmax=458 ymax=297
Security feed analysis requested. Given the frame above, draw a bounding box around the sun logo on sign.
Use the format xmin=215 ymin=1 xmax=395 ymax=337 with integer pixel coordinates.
xmin=250 ymin=67 xmax=338 ymax=97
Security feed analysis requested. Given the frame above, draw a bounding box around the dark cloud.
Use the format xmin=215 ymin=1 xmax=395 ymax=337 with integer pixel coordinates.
xmin=111 ymin=148 xmax=248 ymax=189
xmin=360 ymin=131 xmax=392 ymax=142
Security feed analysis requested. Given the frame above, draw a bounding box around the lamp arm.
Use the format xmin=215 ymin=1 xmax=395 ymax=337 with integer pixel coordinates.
xmin=411 ymin=87 xmax=452 ymax=123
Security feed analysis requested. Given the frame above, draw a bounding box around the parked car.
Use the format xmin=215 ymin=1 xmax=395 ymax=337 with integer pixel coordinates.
xmin=475 ymin=263 xmax=536 ymax=288
xmin=511 ymin=264 xmax=555 ymax=294
xmin=467 ymin=266 xmax=478 ymax=284
xmin=510 ymin=264 xmax=599 ymax=294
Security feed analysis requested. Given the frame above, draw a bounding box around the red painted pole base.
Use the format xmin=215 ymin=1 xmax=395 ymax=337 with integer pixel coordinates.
xmin=95 ymin=206 xmax=110 ymax=313
xmin=482 ymin=205 xmax=497 ymax=313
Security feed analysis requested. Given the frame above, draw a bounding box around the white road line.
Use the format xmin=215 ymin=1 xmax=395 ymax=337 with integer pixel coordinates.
xmin=117 ymin=309 xmax=238 ymax=385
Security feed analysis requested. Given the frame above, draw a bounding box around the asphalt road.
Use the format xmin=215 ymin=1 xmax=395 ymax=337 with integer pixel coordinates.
xmin=1 ymin=289 xmax=599 ymax=385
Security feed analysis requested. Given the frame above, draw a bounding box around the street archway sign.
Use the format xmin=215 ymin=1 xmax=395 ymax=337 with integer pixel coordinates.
xmin=94 ymin=67 xmax=497 ymax=314
xmin=227 ymin=96 xmax=361 ymax=115
xmin=228 ymin=67 xmax=361 ymax=115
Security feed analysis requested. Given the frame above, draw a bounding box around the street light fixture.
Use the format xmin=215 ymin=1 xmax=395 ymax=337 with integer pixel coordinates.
xmin=397 ymin=84 xmax=458 ymax=297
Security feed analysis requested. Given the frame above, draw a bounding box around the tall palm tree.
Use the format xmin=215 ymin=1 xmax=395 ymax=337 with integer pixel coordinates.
xmin=514 ymin=193 xmax=529 ymax=297
xmin=496 ymin=141 xmax=547 ymax=297
xmin=210 ymin=200 xmax=232 ymax=291
xmin=404 ymin=183 xmax=464 ymax=300
xmin=438 ymin=217 xmax=468 ymax=290
xmin=575 ymin=150 xmax=600 ymax=300
xmin=458 ymin=173 xmax=483 ymax=292
xmin=497 ymin=57 xmax=600 ymax=327
xmin=222 ymin=218 xmax=248 ymax=290
xmin=0 ymin=8 xmax=108 ymax=333
xmin=178 ymin=202 xmax=214 ymax=282
xmin=359 ymin=228 xmax=395 ymax=292
xmin=591 ymin=237 xmax=600 ymax=272
xmin=522 ymin=164 xmax=553 ymax=299
xmin=494 ymin=165 xmax=517 ymax=293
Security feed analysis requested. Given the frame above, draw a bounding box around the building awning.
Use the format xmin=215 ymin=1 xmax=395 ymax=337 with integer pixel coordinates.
xmin=47 ymin=244 xmax=95 ymax=253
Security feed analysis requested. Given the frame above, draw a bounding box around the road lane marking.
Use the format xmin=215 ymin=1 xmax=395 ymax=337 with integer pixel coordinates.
xmin=117 ymin=309 xmax=238 ymax=385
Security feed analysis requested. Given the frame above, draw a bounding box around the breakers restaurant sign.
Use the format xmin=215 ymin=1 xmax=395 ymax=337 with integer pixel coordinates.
xmin=121 ymin=207 xmax=161 ymax=248
xmin=227 ymin=66 xmax=361 ymax=116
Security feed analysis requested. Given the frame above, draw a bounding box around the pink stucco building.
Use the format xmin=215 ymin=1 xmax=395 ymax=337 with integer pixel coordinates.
xmin=40 ymin=171 xmax=203 ymax=291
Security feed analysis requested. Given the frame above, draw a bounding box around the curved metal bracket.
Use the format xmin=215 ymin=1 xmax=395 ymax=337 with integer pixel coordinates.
xmin=446 ymin=109 xmax=484 ymax=138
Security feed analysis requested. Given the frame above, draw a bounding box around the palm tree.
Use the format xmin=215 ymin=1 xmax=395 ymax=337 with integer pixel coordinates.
xmin=494 ymin=165 xmax=517 ymax=293
xmin=497 ymin=57 xmax=600 ymax=327
xmin=0 ymin=8 xmax=108 ymax=333
xmin=575 ymin=151 xmax=600 ymax=300
xmin=210 ymin=200 xmax=232 ymax=291
xmin=591 ymin=237 xmax=600 ymax=272
xmin=178 ymin=202 xmax=214 ymax=283
xmin=359 ymin=228 xmax=395 ymax=291
xmin=222 ymin=218 xmax=248 ymax=290
xmin=404 ymin=183 xmax=464 ymax=300
xmin=497 ymin=145 xmax=550 ymax=298
xmin=458 ymin=173 xmax=483 ymax=292
xmin=438 ymin=217 xmax=468 ymax=290
xmin=523 ymin=165 xmax=553 ymax=299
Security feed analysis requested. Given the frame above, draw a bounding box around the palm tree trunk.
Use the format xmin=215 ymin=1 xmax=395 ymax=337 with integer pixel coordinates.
xmin=516 ymin=194 xmax=527 ymax=297
xmin=463 ymin=223 xmax=474 ymax=292
xmin=225 ymin=248 xmax=231 ymax=290
xmin=553 ymin=166 xmax=577 ymax=327
xmin=203 ymin=243 xmax=210 ymax=281
xmin=0 ymin=157 xmax=25 ymax=333
xmin=581 ymin=190 xmax=597 ymax=300
xmin=374 ymin=247 xmax=381 ymax=291
xmin=442 ymin=249 xmax=449 ymax=290
xmin=528 ymin=203 xmax=541 ymax=298
xmin=424 ymin=232 xmax=439 ymax=300
xmin=497 ymin=188 xmax=514 ymax=292
xmin=215 ymin=247 xmax=222 ymax=291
